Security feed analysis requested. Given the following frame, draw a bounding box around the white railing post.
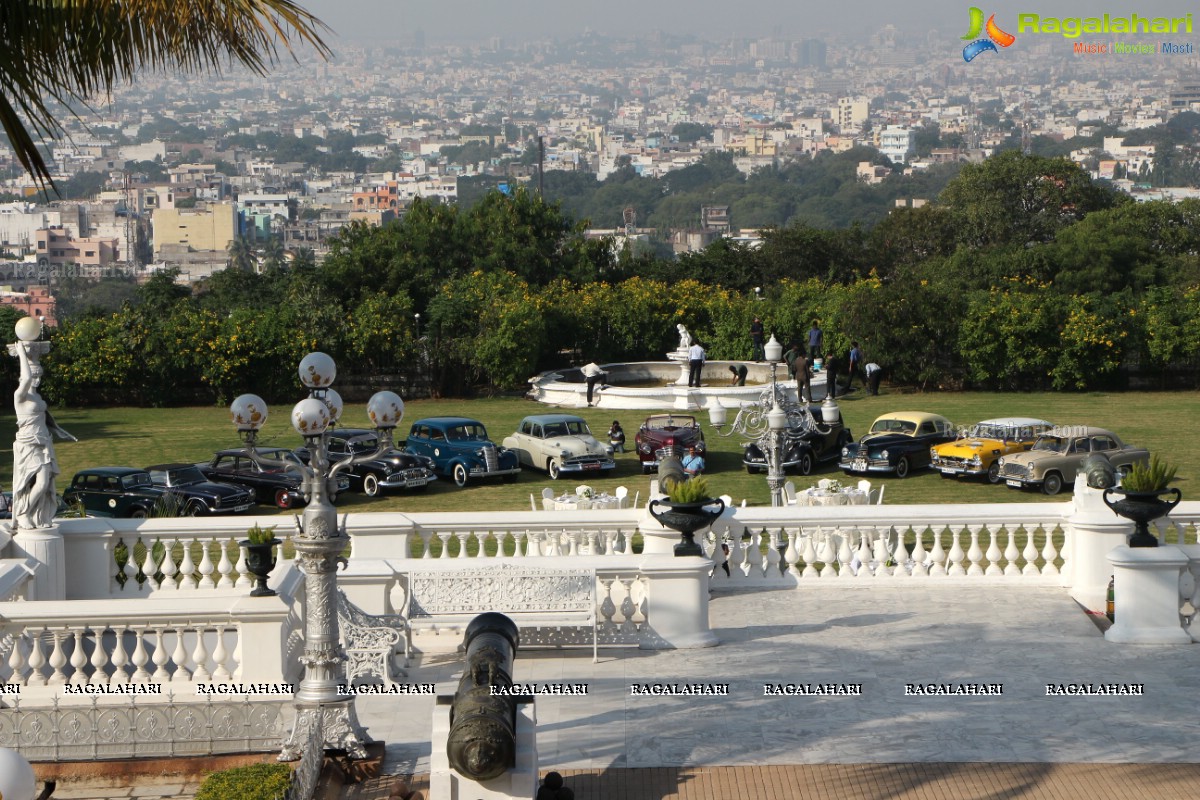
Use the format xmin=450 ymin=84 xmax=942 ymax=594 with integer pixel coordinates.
xmin=1065 ymin=475 xmax=1134 ymax=613
xmin=1105 ymin=545 xmax=1191 ymax=644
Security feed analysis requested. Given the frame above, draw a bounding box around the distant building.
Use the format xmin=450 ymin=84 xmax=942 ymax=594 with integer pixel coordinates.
xmin=34 ymin=227 xmax=121 ymax=272
xmin=152 ymin=203 xmax=238 ymax=259
xmin=879 ymin=126 xmax=916 ymax=164
xmin=0 ymin=284 xmax=57 ymax=326
xmin=701 ymin=205 xmax=731 ymax=233
xmin=834 ymin=97 xmax=869 ymax=132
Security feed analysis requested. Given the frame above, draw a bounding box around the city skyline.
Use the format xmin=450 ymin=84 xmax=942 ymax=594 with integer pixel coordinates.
xmin=300 ymin=0 xmax=1200 ymax=43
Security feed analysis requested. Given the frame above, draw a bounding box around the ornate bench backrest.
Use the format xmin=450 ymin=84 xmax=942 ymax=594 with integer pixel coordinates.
xmin=407 ymin=564 xmax=595 ymax=619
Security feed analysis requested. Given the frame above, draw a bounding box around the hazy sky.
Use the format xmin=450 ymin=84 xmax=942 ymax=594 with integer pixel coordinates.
xmin=300 ymin=0 xmax=1200 ymax=43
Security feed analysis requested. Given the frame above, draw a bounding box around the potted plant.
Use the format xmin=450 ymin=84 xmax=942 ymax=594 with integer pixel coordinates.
xmin=1103 ymin=456 xmax=1182 ymax=548
xmin=240 ymin=523 xmax=281 ymax=596
xmin=647 ymin=476 xmax=726 ymax=557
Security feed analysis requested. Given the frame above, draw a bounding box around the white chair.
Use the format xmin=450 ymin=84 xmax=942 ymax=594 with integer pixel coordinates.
xmin=783 ymin=481 xmax=797 ymax=505
xmin=615 ymin=485 xmax=629 ymax=508
xmin=857 ymin=479 xmax=872 ymax=495
xmin=529 ymin=493 xmax=538 ymax=512
xmin=719 ymin=494 xmax=733 ymax=509
xmin=541 ymin=487 xmax=555 ymax=511
xmin=871 ymin=485 xmax=886 ymax=505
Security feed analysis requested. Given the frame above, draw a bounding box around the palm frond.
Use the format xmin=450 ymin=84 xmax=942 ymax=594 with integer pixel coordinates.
xmin=0 ymin=0 xmax=332 ymax=185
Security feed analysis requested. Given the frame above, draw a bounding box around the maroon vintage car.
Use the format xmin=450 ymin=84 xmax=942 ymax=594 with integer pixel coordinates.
xmin=634 ymin=414 xmax=706 ymax=474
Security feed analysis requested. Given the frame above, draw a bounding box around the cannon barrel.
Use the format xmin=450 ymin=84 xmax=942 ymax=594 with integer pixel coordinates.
xmin=446 ymin=612 xmax=521 ymax=781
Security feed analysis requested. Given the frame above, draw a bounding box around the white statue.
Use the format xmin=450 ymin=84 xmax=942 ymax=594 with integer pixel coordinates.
xmin=9 ymin=336 xmax=75 ymax=529
xmin=677 ymin=324 xmax=692 ymax=351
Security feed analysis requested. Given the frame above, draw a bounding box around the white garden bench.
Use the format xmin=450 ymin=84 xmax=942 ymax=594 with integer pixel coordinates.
xmin=337 ymin=589 xmax=410 ymax=687
xmin=405 ymin=563 xmax=599 ymax=662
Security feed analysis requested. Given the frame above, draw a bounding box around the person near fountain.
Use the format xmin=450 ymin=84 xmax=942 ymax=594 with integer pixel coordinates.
xmin=784 ymin=341 xmax=802 ymax=379
xmin=749 ymin=316 xmax=765 ymax=361
xmin=824 ymin=352 xmax=840 ymax=399
xmin=797 ymin=351 xmax=813 ymax=403
xmin=687 ymin=340 xmax=705 ymax=388
xmin=608 ymin=420 xmax=626 ymax=453
xmin=847 ymin=341 xmax=863 ymax=390
xmin=581 ymin=362 xmax=606 ymax=407
xmin=807 ymin=320 xmax=823 ymax=364
xmin=727 ymin=364 xmax=747 ymax=386
xmin=10 ymin=340 xmax=75 ymax=529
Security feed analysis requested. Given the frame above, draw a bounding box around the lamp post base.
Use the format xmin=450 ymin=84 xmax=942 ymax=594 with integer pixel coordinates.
xmin=279 ymin=701 xmax=370 ymax=761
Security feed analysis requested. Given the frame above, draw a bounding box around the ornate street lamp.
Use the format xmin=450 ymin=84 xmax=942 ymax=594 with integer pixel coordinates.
xmin=229 ymin=352 xmax=406 ymax=762
xmin=708 ymin=334 xmax=835 ymax=507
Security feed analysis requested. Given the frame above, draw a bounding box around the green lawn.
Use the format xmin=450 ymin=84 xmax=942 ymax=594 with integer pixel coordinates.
xmin=1 ymin=390 xmax=1195 ymax=514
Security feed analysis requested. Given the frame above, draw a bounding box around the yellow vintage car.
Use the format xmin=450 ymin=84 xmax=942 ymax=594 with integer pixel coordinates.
xmin=929 ymin=417 xmax=1053 ymax=484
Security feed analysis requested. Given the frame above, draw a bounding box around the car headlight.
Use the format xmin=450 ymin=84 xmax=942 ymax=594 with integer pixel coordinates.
xmin=881 ymin=449 xmax=889 ymax=460
xmin=841 ymin=447 xmax=849 ymax=457
xmin=970 ymin=456 xmax=982 ymax=466
xmin=560 ymin=449 xmax=571 ymax=458
xmin=930 ymin=448 xmax=938 ymax=459
xmin=605 ymin=446 xmax=614 ymax=456
xmin=997 ymin=457 xmax=1005 ymax=466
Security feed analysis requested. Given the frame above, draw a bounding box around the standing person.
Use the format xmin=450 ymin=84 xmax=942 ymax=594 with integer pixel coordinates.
xmin=783 ymin=341 xmax=801 ymax=380
xmin=608 ymin=420 xmax=626 ymax=453
xmin=687 ymin=340 xmax=706 ymax=388
xmin=749 ymin=317 xmax=765 ymax=361
xmin=807 ymin=320 xmax=823 ymax=364
xmin=682 ymin=445 xmax=705 ymax=476
xmin=798 ymin=351 xmax=813 ymax=403
xmin=581 ymin=362 xmax=606 ymax=407
xmin=824 ymin=352 xmax=840 ymax=400
xmin=847 ymin=341 xmax=863 ymax=390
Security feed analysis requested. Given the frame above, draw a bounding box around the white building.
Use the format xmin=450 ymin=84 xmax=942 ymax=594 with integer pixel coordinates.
xmin=879 ymin=126 xmax=916 ymax=164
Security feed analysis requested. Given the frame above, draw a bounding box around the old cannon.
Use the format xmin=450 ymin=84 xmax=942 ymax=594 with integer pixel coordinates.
xmin=446 ymin=612 xmax=522 ymax=781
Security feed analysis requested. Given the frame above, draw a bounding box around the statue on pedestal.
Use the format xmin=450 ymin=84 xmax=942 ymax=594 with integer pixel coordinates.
xmin=8 ymin=321 xmax=75 ymax=530
xmin=676 ymin=324 xmax=691 ymax=351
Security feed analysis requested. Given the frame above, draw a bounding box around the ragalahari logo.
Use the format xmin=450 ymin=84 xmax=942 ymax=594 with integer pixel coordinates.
xmin=961 ymin=7 xmax=1016 ymax=61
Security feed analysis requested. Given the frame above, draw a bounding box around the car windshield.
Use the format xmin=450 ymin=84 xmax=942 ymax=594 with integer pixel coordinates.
xmin=647 ymin=416 xmax=695 ymax=430
xmin=969 ymin=424 xmax=1008 ymax=440
xmin=449 ymin=424 xmax=488 ymax=442
xmin=1032 ymin=436 xmax=1067 ymax=453
xmin=870 ymin=419 xmax=917 ymax=436
xmin=543 ymin=420 xmax=590 ymax=437
xmin=122 ymin=473 xmax=152 ymax=489
xmin=343 ymin=437 xmax=379 ymax=454
xmin=157 ymin=466 xmax=205 ymax=485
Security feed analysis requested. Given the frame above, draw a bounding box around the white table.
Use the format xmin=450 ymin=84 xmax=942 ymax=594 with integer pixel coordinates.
xmin=795 ymin=488 xmax=868 ymax=507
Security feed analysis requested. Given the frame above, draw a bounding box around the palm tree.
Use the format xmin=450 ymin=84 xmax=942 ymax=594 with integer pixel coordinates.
xmin=227 ymin=235 xmax=257 ymax=273
xmin=0 ymin=0 xmax=330 ymax=186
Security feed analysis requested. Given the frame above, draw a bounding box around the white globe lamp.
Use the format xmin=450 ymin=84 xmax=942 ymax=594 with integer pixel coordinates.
xmin=298 ymin=352 xmax=336 ymax=389
xmin=14 ymin=317 xmax=40 ymax=342
xmin=230 ymin=394 xmax=269 ymax=432
xmin=0 ymin=747 xmax=37 ymax=800
xmin=367 ymin=391 xmax=405 ymax=430
xmin=292 ymin=397 xmax=331 ymax=437
xmin=322 ymin=388 xmax=344 ymax=424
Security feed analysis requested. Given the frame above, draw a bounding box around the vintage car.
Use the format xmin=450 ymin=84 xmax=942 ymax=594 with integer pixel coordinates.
xmin=405 ymin=417 xmax=521 ymax=487
xmin=929 ymin=417 xmax=1054 ymax=484
xmin=200 ymin=447 xmax=349 ymax=508
xmin=839 ymin=412 xmax=956 ymax=478
xmin=144 ymin=463 xmax=257 ymax=516
xmin=0 ymin=491 xmax=71 ymax=520
xmin=502 ymin=414 xmax=616 ymax=480
xmin=634 ymin=414 xmax=706 ymax=475
xmin=743 ymin=406 xmax=851 ymax=476
xmin=62 ymin=467 xmax=169 ymax=518
xmin=294 ymin=428 xmax=437 ymax=496
xmin=997 ymin=426 xmax=1150 ymax=495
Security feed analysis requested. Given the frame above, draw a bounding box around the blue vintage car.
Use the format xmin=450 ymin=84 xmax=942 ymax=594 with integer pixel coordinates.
xmin=405 ymin=417 xmax=521 ymax=488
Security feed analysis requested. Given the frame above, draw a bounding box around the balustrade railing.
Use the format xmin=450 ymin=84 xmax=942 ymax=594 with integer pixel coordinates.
xmin=0 ymin=694 xmax=286 ymax=760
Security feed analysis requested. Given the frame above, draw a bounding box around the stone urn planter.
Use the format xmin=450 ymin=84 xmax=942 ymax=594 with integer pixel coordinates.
xmin=240 ymin=536 xmax=282 ymax=596
xmin=648 ymin=497 xmax=725 ymax=557
xmin=1103 ymin=487 xmax=1181 ymax=548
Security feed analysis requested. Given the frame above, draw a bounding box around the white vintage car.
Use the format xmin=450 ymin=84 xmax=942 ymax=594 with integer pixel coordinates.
xmin=502 ymin=414 xmax=616 ymax=480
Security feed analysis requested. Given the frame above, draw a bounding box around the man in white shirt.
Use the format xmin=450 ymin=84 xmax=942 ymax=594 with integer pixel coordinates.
xmin=581 ymin=362 xmax=606 ymax=406
xmin=687 ymin=341 xmax=705 ymax=388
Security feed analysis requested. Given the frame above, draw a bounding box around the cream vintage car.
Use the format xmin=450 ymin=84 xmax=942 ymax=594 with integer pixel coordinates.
xmin=502 ymin=414 xmax=616 ymax=480
xmin=996 ymin=426 xmax=1150 ymax=495
xmin=930 ymin=417 xmax=1054 ymax=484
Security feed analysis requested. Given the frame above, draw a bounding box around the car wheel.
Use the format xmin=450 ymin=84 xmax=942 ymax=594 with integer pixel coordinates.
xmin=799 ymin=453 xmax=814 ymax=476
xmin=745 ymin=464 xmax=758 ymax=474
xmin=363 ymin=473 xmax=381 ymax=497
xmin=987 ymin=462 xmax=1002 ymax=484
xmin=129 ymin=508 xmax=148 ymax=519
xmin=548 ymin=459 xmax=561 ymax=480
xmin=1042 ymin=472 xmax=1063 ymax=495
xmin=894 ymin=457 xmax=910 ymax=479
xmin=275 ymin=489 xmax=294 ymax=509
xmin=187 ymin=502 xmax=205 ymax=516
xmin=643 ymin=465 xmax=653 ymax=475
xmin=453 ymin=463 xmax=470 ymax=488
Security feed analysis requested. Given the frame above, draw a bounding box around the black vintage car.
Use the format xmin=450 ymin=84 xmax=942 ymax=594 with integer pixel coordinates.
xmin=294 ymin=428 xmax=437 ymax=496
xmin=200 ymin=448 xmax=349 ymax=508
xmin=743 ymin=408 xmax=851 ymax=476
xmin=62 ymin=467 xmax=168 ymax=518
xmin=838 ymin=412 xmax=957 ymax=479
xmin=144 ymin=463 xmax=257 ymax=516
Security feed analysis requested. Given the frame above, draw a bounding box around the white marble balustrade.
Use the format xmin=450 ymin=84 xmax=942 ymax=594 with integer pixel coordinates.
xmin=0 ymin=573 xmax=305 ymax=702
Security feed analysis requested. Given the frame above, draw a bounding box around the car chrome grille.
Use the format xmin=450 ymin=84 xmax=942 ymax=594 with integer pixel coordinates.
xmin=938 ymin=456 xmax=971 ymax=467
xmin=481 ymin=444 xmax=500 ymax=472
xmin=999 ymin=462 xmax=1028 ymax=479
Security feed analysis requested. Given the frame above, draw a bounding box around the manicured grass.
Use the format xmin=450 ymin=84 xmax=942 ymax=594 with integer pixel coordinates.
xmin=1 ymin=389 xmax=1195 ymax=514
